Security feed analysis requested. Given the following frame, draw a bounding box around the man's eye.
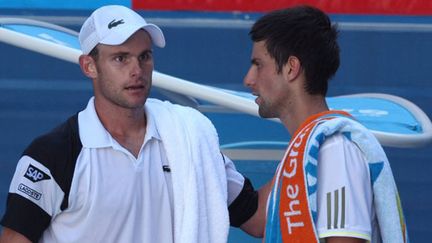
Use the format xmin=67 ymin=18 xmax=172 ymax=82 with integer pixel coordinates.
xmin=252 ymin=60 xmax=261 ymax=68
xmin=114 ymin=56 xmax=125 ymax=62
xmin=139 ymin=51 xmax=153 ymax=62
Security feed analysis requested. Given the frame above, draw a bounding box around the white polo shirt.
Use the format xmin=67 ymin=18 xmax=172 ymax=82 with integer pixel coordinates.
xmin=2 ymin=97 xmax=245 ymax=243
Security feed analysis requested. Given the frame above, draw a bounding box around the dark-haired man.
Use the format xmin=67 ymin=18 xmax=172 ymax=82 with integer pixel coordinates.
xmin=244 ymin=5 xmax=409 ymax=243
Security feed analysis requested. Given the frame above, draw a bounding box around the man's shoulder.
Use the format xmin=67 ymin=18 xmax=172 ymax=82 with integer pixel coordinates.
xmin=147 ymin=98 xmax=209 ymax=121
xmin=25 ymin=114 xmax=79 ymax=147
xmin=23 ymin=114 xmax=82 ymax=169
xmin=146 ymin=98 xmax=217 ymax=136
xmin=147 ymin=98 xmax=199 ymax=112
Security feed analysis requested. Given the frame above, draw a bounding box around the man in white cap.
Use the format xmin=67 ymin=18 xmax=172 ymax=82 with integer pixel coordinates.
xmin=0 ymin=5 xmax=267 ymax=243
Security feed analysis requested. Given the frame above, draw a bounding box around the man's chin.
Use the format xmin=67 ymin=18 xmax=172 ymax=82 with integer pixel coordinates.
xmin=258 ymin=108 xmax=277 ymax=119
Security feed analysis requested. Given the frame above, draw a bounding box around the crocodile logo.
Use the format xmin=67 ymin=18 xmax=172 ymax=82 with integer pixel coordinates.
xmin=108 ymin=19 xmax=125 ymax=29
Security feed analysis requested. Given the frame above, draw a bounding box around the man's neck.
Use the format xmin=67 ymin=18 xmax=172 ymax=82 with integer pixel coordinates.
xmin=94 ymin=99 xmax=147 ymax=157
xmin=280 ymin=96 xmax=328 ymax=136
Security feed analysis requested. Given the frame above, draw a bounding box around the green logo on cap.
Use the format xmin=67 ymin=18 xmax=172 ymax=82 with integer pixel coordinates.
xmin=108 ymin=19 xmax=125 ymax=29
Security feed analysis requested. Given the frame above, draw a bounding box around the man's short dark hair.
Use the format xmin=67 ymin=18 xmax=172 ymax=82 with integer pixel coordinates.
xmin=88 ymin=46 xmax=99 ymax=60
xmin=249 ymin=5 xmax=340 ymax=95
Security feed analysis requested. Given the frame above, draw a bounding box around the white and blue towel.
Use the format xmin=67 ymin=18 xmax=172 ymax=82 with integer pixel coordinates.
xmin=305 ymin=115 xmax=409 ymax=242
xmin=265 ymin=113 xmax=409 ymax=242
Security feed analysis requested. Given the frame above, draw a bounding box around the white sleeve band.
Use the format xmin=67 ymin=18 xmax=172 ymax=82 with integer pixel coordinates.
xmin=223 ymin=154 xmax=245 ymax=205
xmin=9 ymin=156 xmax=64 ymax=217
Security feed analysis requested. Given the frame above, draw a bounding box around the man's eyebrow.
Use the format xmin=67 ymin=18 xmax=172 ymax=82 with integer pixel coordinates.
xmin=140 ymin=49 xmax=153 ymax=55
xmin=109 ymin=51 xmax=129 ymax=57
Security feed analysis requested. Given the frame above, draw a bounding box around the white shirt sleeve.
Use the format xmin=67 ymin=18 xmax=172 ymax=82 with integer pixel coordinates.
xmin=316 ymin=134 xmax=374 ymax=241
xmin=222 ymin=154 xmax=245 ymax=205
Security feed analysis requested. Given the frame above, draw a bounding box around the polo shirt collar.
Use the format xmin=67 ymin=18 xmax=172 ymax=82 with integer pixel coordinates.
xmin=78 ymin=97 xmax=161 ymax=148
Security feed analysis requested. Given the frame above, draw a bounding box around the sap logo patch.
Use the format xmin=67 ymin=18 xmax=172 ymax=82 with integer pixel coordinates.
xmin=18 ymin=183 xmax=42 ymax=200
xmin=24 ymin=164 xmax=51 ymax=182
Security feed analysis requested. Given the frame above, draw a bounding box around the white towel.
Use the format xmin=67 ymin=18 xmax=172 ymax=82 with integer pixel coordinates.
xmin=146 ymin=98 xmax=229 ymax=243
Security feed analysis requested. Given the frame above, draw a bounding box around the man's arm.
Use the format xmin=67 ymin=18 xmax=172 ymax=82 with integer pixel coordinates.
xmin=239 ymin=180 xmax=273 ymax=237
xmin=0 ymin=227 xmax=31 ymax=243
xmin=236 ymin=181 xmax=370 ymax=241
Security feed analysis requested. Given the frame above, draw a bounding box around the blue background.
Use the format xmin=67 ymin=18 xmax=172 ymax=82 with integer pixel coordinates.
xmin=1 ymin=9 xmax=432 ymax=242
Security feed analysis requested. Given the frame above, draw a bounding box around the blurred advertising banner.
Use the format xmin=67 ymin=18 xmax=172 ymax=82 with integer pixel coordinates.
xmin=133 ymin=0 xmax=432 ymax=15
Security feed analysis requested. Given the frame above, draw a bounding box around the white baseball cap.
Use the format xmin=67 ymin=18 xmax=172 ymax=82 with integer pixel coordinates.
xmin=79 ymin=5 xmax=165 ymax=54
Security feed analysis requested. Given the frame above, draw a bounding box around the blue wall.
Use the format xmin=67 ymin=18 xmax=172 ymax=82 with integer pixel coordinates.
xmin=1 ymin=10 xmax=431 ymax=242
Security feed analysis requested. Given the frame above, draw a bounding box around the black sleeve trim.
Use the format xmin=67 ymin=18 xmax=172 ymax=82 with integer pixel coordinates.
xmin=1 ymin=193 xmax=51 ymax=243
xmin=228 ymin=177 xmax=258 ymax=227
xmin=23 ymin=114 xmax=82 ymax=210
xmin=0 ymin=114 xmax=82 ymax=242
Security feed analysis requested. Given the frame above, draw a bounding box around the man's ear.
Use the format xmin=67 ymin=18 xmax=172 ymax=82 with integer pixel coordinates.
xmin=283 ymin=56 xmax=301 ymax=82
xmin=79 ymin=55 xmax=97 ymax=79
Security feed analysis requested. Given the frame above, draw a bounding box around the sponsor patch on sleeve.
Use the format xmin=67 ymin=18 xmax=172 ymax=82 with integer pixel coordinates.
xmin=24 ymin=164 xmax=51 ymax=182
xmin=18 ymin=183 xmax=42 ymax=200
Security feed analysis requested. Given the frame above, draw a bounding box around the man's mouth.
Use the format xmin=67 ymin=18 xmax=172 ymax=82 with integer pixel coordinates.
xmin=253 ymin=94 xmax=262 ymax=105
xmin=125 ymin=85 xmax=145 ymax=90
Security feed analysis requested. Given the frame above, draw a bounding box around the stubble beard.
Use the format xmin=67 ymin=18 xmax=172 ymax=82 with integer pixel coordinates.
xmin=257 ymin=100 xmax=279 ymax=119
xmin=97 ymin=71 xmax=151 ymax=110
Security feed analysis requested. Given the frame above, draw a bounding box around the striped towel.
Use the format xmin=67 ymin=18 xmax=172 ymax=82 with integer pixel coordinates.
xmin=265 ymin=111 xmax=409 ymax=243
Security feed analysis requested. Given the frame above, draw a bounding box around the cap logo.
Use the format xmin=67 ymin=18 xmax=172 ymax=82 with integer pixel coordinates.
xmin=108 ymin=19 xmax=125 ymax=29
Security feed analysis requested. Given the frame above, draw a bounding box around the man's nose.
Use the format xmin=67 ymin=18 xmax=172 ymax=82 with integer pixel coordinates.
xmin=243 ymin=67 xmax=255 ymax=88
